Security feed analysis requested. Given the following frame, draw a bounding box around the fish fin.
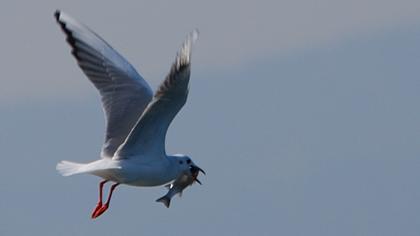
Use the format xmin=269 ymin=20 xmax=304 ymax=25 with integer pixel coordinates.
xmin=178 ymin=191 xmax=183 ymax=198
xmin=156 ymin=196 xmax=171 ymax=208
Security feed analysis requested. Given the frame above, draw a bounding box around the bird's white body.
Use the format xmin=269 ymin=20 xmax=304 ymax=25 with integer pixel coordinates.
xmin=57 ymin=156 xmax=181 ymax=187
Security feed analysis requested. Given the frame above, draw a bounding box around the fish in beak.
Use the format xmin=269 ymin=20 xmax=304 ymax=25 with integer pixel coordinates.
xmin=156 ymin=164 xmax=205 ymax=208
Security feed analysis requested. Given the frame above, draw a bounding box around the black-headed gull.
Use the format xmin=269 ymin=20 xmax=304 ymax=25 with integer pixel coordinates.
xmin=54 ymin=10 xmax=204 ymax=219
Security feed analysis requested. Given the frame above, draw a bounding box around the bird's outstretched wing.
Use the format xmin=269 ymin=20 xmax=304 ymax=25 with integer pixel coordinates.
xmin=55 ymin=10 xmax=153 ymax=158
xmin=115 ymin=30 xmax=199 ymax=161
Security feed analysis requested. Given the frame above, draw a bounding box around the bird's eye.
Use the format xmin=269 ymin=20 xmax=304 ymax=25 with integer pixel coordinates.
xmin=179 ymin=161 xmax=183 ymax=165
xmin=186 ymin=159 xmax=191 ymax=164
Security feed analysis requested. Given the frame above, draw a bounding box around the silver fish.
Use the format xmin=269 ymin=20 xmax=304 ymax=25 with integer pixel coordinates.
xmin=156 ymin=166 xmax=204 ymax=208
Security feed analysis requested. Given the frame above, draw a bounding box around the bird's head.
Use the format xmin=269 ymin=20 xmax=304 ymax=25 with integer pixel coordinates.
xmin=171 ymin=154 xmax=205 ymax=184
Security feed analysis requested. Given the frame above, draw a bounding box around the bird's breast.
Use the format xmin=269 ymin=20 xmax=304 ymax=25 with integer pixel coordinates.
xmin=116 ymin=159 xmax=177 ymax=187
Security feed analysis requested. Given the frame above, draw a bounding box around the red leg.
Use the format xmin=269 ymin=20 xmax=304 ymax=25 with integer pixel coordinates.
xmin=91 ymin=180 xmax=108 ymax=218
xmin=92 ymin=183 xmax=120 ymax=219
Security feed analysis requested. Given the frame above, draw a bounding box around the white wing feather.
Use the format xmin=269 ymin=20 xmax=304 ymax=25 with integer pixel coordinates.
xmin=55 ymin=11 xmax=154 ymax=158
xmin=115 ymin=30 xmax=199 ymax=161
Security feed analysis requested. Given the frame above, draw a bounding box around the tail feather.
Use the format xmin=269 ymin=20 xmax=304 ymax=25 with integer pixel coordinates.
xmin=56 ymin=160 xmax=84 ymax=176
xmin=156 ymin=196 xmax=171 ymax=208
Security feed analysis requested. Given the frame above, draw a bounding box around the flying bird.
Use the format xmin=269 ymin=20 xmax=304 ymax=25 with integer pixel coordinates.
xmin=54 ymin=10 xmax=204 ymax=219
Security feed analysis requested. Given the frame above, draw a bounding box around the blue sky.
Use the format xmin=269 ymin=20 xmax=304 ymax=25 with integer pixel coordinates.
xmin=1 ymin=0 xmax=420 ymax=235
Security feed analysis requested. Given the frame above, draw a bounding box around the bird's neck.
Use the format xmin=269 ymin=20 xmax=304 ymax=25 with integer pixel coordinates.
xmin=166 ymin=155 xmax=183 ymax=178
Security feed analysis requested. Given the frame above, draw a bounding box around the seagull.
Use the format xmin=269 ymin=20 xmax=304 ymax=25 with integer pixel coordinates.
xmin=54 ymin=10 xmax=205 ymax=219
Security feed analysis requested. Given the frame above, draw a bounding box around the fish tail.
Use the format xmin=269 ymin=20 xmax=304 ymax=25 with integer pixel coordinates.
xmin=156 ymin=196 xmax=171 ymax=208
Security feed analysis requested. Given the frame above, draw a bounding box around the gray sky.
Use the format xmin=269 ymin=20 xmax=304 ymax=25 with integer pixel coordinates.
xmin=1 ymin=0 xmax=420 ymax=235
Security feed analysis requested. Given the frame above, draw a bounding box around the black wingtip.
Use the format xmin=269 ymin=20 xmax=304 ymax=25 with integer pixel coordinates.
xmin=54 ymin=10 xmax=60 ymax=21
xmin=54 ymin=10 xmax=80 ymax=61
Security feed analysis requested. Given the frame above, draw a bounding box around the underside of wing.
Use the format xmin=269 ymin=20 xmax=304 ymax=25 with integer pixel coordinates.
xmin=115 ymin=30 xmax=199 ymax=161
xmin=55 ymin=10 xmax=154 ymax=158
